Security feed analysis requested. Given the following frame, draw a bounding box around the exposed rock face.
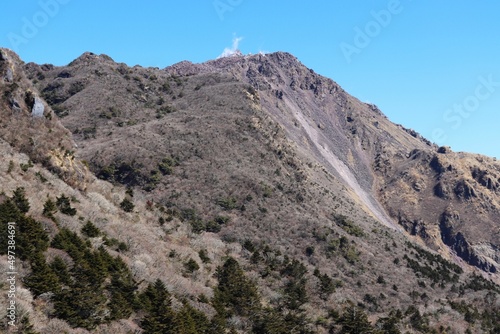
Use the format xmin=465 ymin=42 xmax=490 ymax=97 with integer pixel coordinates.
xmin=4 ymin=67 xmax=13 ymax=82
xmin=454 ymin=179 xmax=477 ymax=200
xmin=430 ymin=155 xmax=447 ymax=174
xmin=9 ymin=97 xmax=21 ymax=112
xmin=440 ymin=210 xmax=497 ymax=273
xmin=31 ymin=96 xmax=45 ymax=117
xmin=434 ymin=182 xmax=451 ymax=199
xmin=0 ymin=48 xmax=90 ymax=190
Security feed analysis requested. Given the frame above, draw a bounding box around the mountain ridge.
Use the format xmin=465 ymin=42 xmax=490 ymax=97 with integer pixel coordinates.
xmin=1 ymin=47 xmax=499 ymax=333
xmin=20 ymin=47 xmax=500 ymax=275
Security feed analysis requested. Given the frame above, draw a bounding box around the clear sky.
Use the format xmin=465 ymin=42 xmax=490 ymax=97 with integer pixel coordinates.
xmin=1 ymin=1 xmax=500 ymax=158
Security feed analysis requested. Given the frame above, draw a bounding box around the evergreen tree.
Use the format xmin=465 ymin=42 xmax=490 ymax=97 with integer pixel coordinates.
xmin=51 ymin=228 xmax=87 ymax=261
xmin=0 ymin=198 xmax=49 ymax=262
xmin=53 ymin=275 xmax=108 ymax=330
xmin=174 ymin=303 xmax=198 ymax=334
xmin=252 ymin=307 xmax=289 ymax=334
xmin=17 ymin=215 xmax=49 ymax=261
xmin=49 ymin=256 xmax=72 ymax=285
xmin=252 ymin=307 xmax=313 ymax=334
xmin=120 ymin=198 xmax=135 ymax=212
xmin=81 ymin=221 xmax=100 ymax=238
xmin=0 ymin=199 xmax=21 ymax=255
xmin=56 ymin=194 xmax=77 ymax=216
xmin=140 ymin=279 xmax=178 ymax=333
xmin=283 ymin=277 xmax=308 ymax=310
xmin=108 ymin=256 xmax=138 ymax=320
xmin=24 ymin=252 xmax=61 ymax=296
xmin=375 ymin=310 xmax=401 ymax=334
xmin=338 ymin=305 xmax=374 ymax=334
xmin=12 ymin=187 xmax=30 ymax=213
xmin=42 ymin=198 xmax=57 ymax=218
xmin=178 ymin=303 xmax=211 ymax=334
xmin=213 ymin=257 xmax=260 ymax=316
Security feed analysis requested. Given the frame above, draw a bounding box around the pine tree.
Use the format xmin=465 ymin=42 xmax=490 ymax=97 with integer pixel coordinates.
xmin=53 ymin=279 xmax=108 ymax=330
xmin=56 ymin=194 xmax=77 ymax=216
xmin=338 ymin=305 xmax=374 ymax=334
xmin=120 ymin=197 xmax=135 ymax=212
xmin=140 ymin=279 xmax=178 ymax=333
xmin=213 ymin=257 xmax=260 ymax=316
xmin=179 ymin=303 xmax=211 ymax=334
xmin=108 ymin=256 xmax=138 ymax=320
xmin=42 ymin=198 xmax=57 ymax=218
xmin=12 ymin=187 xmax=30 ymax=213
xmin=283 ymin=277 xmax=308 ymax=310
xmin=174 ymin=303 xmax=198 ymax=334
xmin=375 ymin=310 xmax=401 ymax=334
xmin=81 ymin=221 xmax=100 ymax=238
xmin=252 ymin=307 xmax=289 ymax=334
xmin=17 ymin=216 xmax=50 ymax=261
xmin=24 ymin=252 xmax=61 ymax=296
xmin=0 ymin=199 xmax=21 ymax=255
xmin=49 ymin=256 xmax=71 ymax=285
xmin=51 ymin=228 xmax=87 ymax=261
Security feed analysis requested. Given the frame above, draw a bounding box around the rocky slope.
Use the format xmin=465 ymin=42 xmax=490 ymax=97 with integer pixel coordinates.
xmin=0 ymin=47 xmax=499 ymax=333
xmin=28 ymin=50 xmax=500 ymax=276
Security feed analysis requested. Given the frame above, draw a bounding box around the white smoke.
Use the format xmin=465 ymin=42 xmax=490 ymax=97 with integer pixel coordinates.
xmin=217 ymin=36 xmax=243 ymax=59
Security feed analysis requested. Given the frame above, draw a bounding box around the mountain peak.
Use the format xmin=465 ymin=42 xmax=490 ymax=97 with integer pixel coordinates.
xmin=69 ymin=51 xmax=115 ymax=66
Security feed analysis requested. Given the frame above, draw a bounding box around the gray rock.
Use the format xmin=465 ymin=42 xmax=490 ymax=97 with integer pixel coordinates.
xmin=0 ymin=50 xmax=6 ymax=61
xmin=437 ymin=146 xmax=451 ymax=154
xmin=9 ymin=98 xmax=21 ymax=112
xmin=4 ymin=68 xmax=13 ymax=82
xmin=31 ymin=97 xmax=45 ymax=117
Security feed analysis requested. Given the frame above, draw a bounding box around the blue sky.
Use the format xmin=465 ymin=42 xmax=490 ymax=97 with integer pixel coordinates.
xmin=1 ymin=1 xmax=500 ymax=158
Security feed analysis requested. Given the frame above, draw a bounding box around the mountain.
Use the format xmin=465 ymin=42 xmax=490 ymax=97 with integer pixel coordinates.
xmin=1 ymin=47 xmax=499 ymax=333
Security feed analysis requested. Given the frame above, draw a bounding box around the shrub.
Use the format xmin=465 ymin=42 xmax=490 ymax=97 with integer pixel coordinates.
xmin=120 ymin=198 xmax=134 ymax=212
xmin=216 ymin=197 xmax=238 ymax=210
xmin=305 ymin=246 xmax=315 ymax=257
xmin=56 ymin=194 xmax=77 ymax=216
xmin=199 ymin=249 xmax=211 ymax=263
xmin=184 ymin=258 xmax=200 ymax=273
xmin=43 ymin=198 xmax=57 ymax=219
xmin=205 ymin=220 xmax=221 ymax=233
xmin=81 ymin=221 xmax=100 ymax=238
xmin=7 ymin=160 xmax=14 ymax=173
xmin=20 ymin=160 xmax=33 ymax=172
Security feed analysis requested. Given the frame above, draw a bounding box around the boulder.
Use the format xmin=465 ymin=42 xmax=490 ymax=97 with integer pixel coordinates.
xmin=437 ymin=146 xmax=451 ymax=154
xmin=4 ymin=67 xmax=13 ymax=82
xmin=9 ymin=98 xmax=21 ymax=112
xmin=31 ymin=97 xmax=45 ymax=117
xmin=433 ymin=182 xmax=451 ymax=199
xmin=454 ymin=179 xmax=476 ymax=200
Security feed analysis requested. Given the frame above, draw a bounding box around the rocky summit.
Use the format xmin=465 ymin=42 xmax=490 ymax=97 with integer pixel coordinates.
xmin=0 ymin=47 xmax=499 ymax=333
